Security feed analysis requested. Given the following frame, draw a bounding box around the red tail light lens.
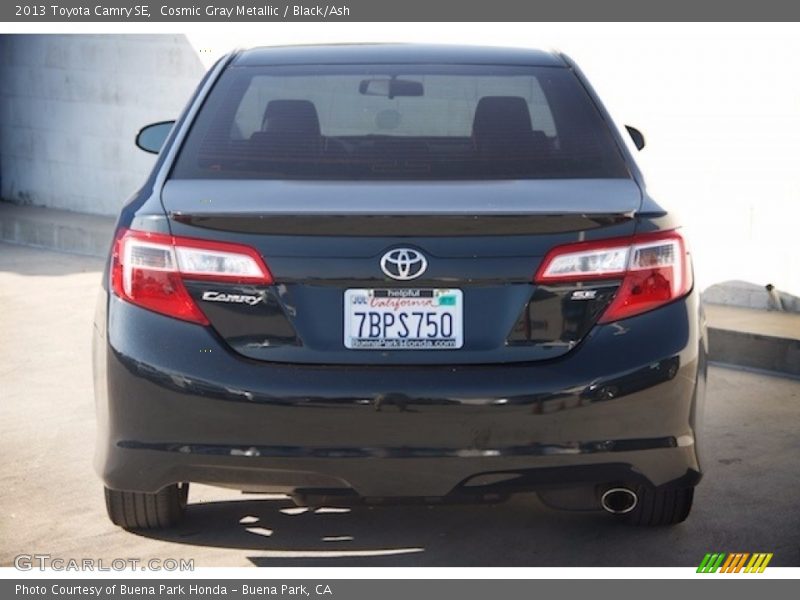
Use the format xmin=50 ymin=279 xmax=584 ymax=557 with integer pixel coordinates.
xmin=534 ymin=230 xmax=692 ymax=324
xmin=110 ymin=228 xmax=273 ymax=325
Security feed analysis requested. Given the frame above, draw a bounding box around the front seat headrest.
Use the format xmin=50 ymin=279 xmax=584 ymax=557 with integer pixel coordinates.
xmin=261 ymin=99 xmax=321 ymax=136
xmin=472 ymin=96 xmax=533 ymax=137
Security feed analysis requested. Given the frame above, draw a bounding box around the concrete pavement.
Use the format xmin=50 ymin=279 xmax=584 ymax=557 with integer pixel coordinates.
xmin=1 ymin=242 xmax=799 ymax=567
xmin=705 ymin=303 xmax=800 ymax=340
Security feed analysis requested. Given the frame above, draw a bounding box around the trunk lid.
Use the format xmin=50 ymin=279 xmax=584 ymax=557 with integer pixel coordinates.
xmin=163 ymin=178 xmax=641 ymax=365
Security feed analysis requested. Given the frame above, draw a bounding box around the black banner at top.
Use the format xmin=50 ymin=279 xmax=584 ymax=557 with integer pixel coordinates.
xmin=4 ymin=0 xmax=800 ymax=22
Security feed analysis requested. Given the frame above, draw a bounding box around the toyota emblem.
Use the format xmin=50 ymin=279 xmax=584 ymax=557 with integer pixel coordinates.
xmin=380 ymin=248 xmax=428 ymax=281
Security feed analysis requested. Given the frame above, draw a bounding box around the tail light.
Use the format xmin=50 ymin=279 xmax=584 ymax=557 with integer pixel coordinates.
xmin=534 ymin=230 xmax=692 ymax=323
xmin=110 ymin=228 xmax=273 ymax=325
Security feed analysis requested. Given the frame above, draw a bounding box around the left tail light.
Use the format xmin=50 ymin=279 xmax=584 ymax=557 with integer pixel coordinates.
xmin=110 ymin=228 xmax=273 ymax=325
xmin=534 ymin=230 xmax=692 ymax=323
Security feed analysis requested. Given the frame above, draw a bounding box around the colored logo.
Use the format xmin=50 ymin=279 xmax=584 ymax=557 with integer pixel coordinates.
xmin=697 ymin=552 xmax=773 ymax=573
xmin=437 ymin=294 xmax=457 ymax=306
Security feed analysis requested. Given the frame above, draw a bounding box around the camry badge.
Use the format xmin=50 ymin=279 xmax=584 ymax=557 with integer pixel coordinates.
xmin=201 ymin=291 xmax=263 ymax=306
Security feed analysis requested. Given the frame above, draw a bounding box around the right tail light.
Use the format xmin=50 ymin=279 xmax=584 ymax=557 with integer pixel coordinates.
xmin=534 ymin=230 xmax=692 ymax=323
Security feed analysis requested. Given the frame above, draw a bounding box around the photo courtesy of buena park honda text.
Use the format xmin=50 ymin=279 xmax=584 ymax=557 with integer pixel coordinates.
xmin=0 ymin=0 xmax=799 ymax=596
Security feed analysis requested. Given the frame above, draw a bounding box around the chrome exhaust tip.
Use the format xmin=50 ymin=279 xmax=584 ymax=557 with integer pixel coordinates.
xmin=600 ymin=487 xmax=638 ymax=514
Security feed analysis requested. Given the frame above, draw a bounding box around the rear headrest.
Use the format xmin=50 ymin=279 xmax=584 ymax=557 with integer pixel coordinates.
xmin=262 ymin=100 xmax=321 ymax=135
xmin=472 ymin=96 xmax=533 ymax=137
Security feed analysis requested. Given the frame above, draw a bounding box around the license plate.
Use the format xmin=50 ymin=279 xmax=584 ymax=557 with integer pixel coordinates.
xmin=344 ymin=288 xmax=463 ymax=350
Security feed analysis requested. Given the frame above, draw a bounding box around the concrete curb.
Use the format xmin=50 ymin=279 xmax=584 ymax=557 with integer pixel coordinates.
xmin=707 ymin=327 xmax=800 ymax=377
xmin=0 ymin=201 xmax=113 ymax=257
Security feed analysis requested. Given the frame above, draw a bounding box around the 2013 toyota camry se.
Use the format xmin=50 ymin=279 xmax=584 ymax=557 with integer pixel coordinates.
xmin=93 ymin=44 xmax=706 ymax=530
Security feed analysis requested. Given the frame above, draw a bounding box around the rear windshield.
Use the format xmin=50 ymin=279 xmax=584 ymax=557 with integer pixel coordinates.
xmin=171 ymin=64 xmax=630 ymax=181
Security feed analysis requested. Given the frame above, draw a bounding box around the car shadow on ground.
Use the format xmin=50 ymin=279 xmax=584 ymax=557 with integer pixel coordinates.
xmin=131 ymin=493 xmax=699 ymax=567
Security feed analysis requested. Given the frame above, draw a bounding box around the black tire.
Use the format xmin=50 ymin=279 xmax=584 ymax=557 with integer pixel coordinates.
xmin=624 ymin=485 xmax=694 ymax=526
xmin=104 ymin=483 xmax=189 ymax=530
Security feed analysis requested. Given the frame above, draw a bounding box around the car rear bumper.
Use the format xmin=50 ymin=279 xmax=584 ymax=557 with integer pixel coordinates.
xmin=94 ymin=290 xmax=706 ymax=501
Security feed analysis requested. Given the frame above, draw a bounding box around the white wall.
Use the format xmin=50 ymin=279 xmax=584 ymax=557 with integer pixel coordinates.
xmin=0 ymin=34 xmax=204 ymax=215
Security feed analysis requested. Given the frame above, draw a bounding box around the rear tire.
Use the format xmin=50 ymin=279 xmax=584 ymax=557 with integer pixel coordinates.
xmin=624 ymin=485 xmax=693 ymax=526
xmin=104 ymin=483 xmax=189 ymax=530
